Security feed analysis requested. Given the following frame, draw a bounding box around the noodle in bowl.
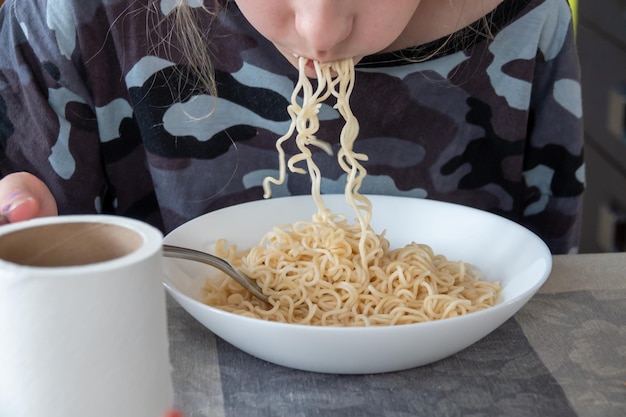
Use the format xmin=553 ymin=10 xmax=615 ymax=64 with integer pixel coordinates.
xmin=163 ymin=195 xmax=552 ymax=374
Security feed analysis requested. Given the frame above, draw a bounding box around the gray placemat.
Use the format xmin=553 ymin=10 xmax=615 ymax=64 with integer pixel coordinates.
xmin=516 ymin=290 xmax=626 ymax=417
xmin=215 ymin=317 xmax=576 ymax=417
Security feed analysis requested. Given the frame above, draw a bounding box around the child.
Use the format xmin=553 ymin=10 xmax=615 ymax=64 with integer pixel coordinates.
xmin=0 ymin=0 xmax=584 ymax=253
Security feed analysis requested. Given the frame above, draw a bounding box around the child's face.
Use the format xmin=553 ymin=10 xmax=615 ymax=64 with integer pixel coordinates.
xmin=234 ymin=0 xmax=422 ymax=76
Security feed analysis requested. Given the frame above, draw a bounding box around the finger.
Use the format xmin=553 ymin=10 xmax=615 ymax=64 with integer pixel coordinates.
xmin=0 ymin=172 xmax=58 ymax=223
xmin=1 ymin=192 xmax=40 ymax=223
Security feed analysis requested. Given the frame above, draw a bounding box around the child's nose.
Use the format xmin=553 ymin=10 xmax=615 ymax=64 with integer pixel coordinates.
xmin=294 ymin=2 xmax=354 ymax=61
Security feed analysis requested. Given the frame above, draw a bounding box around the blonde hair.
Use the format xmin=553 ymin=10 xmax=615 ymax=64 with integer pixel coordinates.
xmin=147 ymin=0 xmax=227 ymax=97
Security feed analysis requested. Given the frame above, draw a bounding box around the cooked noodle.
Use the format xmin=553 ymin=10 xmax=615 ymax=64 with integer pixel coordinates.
xmin=202 ymin=58 xmax=501 ymax=326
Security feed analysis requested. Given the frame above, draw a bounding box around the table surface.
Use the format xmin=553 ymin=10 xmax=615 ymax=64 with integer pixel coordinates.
xmin=167 ymin=252 xmax=626 ymax=417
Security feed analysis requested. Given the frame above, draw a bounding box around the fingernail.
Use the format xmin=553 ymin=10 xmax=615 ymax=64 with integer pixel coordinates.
xmin=1 ymin=191 xmax=34 ymax=218
xmin=1 ymin=191 xmax=21 ymax=212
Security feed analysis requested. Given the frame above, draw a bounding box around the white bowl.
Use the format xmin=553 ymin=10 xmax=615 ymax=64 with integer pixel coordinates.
xmin=162 ymin=195 xmax=552 ymax=374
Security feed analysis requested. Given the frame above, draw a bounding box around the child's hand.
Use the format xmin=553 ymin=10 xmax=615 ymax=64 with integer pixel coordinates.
xmin=0 ymin=172 xmax=58 ymax=225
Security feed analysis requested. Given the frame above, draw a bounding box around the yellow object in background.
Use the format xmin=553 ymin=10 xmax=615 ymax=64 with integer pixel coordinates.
xmin=568 ymin=0 xmax=578 ymax=27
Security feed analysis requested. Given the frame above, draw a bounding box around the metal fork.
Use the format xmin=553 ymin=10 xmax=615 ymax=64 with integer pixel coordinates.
xmin=162 ymin=244 xmax=268 ymax=303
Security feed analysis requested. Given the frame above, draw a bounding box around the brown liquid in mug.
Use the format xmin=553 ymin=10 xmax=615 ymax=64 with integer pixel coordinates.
xmin=0 ymin=222 xmax=142 ymax=267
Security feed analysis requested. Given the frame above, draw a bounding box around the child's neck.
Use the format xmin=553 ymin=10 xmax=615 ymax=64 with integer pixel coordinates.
xmin=384 ymin=0 xmax=504 ymax=52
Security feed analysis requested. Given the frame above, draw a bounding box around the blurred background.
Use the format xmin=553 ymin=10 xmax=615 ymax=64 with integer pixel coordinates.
xmin=576 ymin=0 xmax=626 ymax=253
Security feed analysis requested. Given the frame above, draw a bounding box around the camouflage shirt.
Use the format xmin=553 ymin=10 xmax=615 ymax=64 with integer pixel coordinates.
xmin=0 ymin=0 xmax=584 ymax=254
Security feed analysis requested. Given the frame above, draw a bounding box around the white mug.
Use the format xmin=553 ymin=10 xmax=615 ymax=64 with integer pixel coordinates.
xmin=0 ymin=215 xmax=173 ymax=417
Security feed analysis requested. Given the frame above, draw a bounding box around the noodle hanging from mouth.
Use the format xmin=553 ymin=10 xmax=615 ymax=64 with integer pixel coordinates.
xmin=202 ymin=58 xmax=501 ymax=326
